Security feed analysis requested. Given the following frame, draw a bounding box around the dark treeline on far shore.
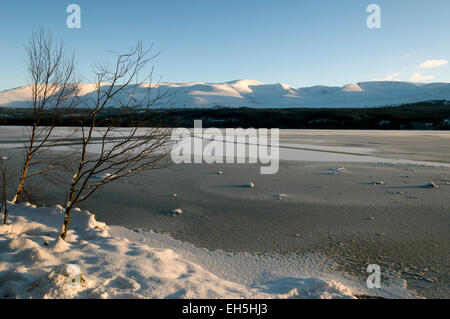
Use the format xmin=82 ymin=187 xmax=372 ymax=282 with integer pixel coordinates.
xmin=1 ymin=100 xmax=450 ymax=130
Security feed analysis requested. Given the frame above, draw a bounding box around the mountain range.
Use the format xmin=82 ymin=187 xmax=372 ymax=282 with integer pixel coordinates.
xmin=1 ymin=80 xmax=449 ymax=109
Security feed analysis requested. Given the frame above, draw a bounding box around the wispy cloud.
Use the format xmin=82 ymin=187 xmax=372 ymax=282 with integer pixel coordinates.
xmin=419 ymin=59 xmax=448 ymax=69
xmin=409 ymin=73 xmax=435 ymax=82
xmin=372 ymin=73 xmax=401 ymax=81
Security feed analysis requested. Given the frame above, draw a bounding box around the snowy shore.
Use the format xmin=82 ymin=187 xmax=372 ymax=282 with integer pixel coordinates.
xmin=0 ymin=202 xmax=362 ymax=299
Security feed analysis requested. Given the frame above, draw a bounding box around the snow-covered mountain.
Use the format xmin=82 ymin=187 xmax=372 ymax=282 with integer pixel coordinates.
xmin=1 ymin=80 xmax=449 ymax=109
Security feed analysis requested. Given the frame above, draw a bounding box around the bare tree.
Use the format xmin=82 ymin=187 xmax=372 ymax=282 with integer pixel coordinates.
xmin=60 ymin=42 xmax=173 ymax=239
xmin=1 ymin=156 xmax=13 ymax=224
xmin=13 ymin=29 xmax=79 ymax=203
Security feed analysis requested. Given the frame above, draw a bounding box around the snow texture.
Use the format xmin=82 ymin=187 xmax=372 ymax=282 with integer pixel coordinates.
xmin=0 ymin=202 xmax=359 ymax=299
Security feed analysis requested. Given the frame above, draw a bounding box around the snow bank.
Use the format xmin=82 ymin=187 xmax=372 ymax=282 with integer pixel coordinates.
xmin=0 ymin=202 xmax=356 ymax=299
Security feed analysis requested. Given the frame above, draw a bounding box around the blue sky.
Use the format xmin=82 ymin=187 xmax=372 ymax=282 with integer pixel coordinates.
xmin=0 ymin=0 xmax=449 ymax=91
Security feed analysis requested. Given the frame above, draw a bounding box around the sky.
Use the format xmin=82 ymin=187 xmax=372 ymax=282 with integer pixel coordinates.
xmin=0 ymin=0 xmax=449 ymax=91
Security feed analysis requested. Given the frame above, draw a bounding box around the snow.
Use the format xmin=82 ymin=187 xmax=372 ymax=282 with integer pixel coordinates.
xmin=424 ymin=182 xmax=438 ymax=189
xmin=272 ymin=194 xmax=287 ymax=200
xmin=327 ymin=167 xmax=351 ymax=175
xmin=1 ymin=80 xmax=449 ymax=109
xmin=171 ymin=208 xmax=183 ymax=215
xmin=92 ymin=173 xmax=116 ymax=179
xmin=243 ymin=182 xmax=255 ymax=188
xmin=0 ymin=202 xmax=366 ymax=299
xmin=342 ymin=83 xmax=364 ymax=92
xmin=110 ymin=226 xmax=416 ymax=300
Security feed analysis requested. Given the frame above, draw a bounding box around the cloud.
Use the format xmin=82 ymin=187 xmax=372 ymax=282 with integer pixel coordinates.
xmin=372 ymin=73 xmax=401 ymax=81
xmin=419 ymin=59 xmax=448 ymax=69
xmin=409 ymin=73 xmax=435 ymax=82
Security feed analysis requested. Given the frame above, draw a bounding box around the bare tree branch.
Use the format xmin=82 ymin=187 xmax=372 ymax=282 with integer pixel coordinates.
xmin=13 ymin=29 xmax=80 ymax=203
xmin=60 ymin=42 xmax=173 ymax=239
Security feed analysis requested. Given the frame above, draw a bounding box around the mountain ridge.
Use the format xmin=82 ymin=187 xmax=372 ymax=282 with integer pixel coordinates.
xmin=1 ymin=80 xmax=449 ymax=109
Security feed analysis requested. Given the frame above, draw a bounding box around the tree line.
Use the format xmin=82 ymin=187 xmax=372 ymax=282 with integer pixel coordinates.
xmin=1 ymin=100 xmax=450 ymax=130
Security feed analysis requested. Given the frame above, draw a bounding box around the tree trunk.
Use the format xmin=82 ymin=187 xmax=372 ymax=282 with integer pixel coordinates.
xmin=14 ymin=127 xmax=35 ymax=203
xmin=2 ymin=177 xmax=7 ymax=224
xmin=13 ymin=157 xmax=30 ymax=203
xmin=60 ymin=205 xmax=74 ymax=239
xmin=2 ymin=201 xmax=8 ymax=225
